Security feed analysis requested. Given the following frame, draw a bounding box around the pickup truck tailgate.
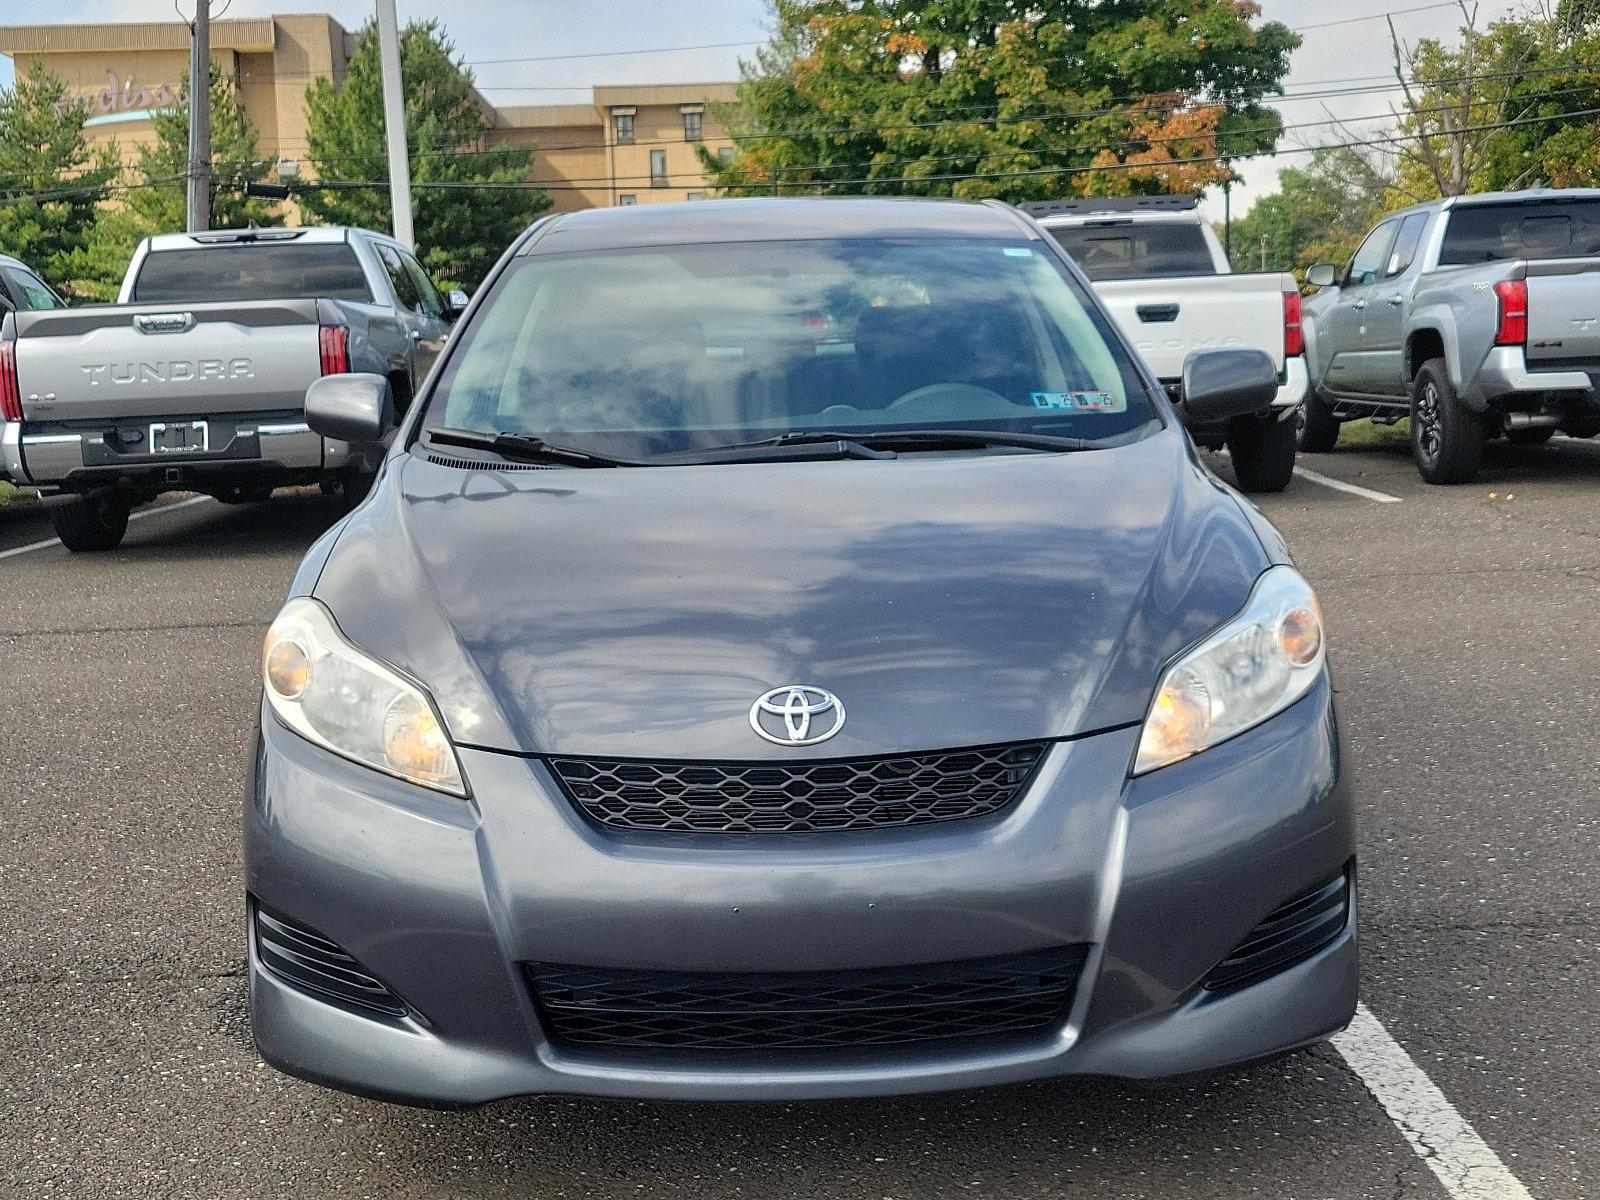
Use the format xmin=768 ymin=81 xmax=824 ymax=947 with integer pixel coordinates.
xmin=1090 ymin=273 xmax=1292 ymax=383
xmin=1524 ymin=257 xmax=1600 ymax=365
xmin=13 ymin=300 xmax=324 ymax=421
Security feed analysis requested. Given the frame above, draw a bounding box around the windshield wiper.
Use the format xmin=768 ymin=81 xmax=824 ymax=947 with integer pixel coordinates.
xmin=423 ymin=427 xmax=636 ymax=468
xmin=705 ymin=428 xmax=1102 ymax=456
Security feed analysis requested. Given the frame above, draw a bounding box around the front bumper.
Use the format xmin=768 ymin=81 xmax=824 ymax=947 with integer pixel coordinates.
xmin=246 ymin=676 xmax=1356 ymax=1106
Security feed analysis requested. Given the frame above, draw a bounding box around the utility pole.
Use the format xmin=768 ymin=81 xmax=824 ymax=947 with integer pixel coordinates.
xmin=1221 ymin=174 xmax=1232 ymax=262
xmin=1260 ymin=234 xmax=1268 ymax=272
xmin=184 ymin=0 xmax=211 ymax=232
xmin=376 ymin=0 xmax=415 ymax=249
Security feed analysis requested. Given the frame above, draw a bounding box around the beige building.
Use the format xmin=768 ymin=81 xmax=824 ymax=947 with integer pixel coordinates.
xmin=0 ymin=13 xmax=737 ymax=212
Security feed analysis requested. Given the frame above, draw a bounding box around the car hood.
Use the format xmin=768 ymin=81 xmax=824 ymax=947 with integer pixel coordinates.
xmin=312 ymin=431 xmax=1271 ymax=759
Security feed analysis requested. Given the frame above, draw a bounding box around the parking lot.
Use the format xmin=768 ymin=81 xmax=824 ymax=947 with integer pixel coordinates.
xmin=1 ymin=434 xmax=1596 ymax=1200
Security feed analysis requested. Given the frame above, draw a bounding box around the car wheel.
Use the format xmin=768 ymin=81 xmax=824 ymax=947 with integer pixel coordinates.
xmin=51 ymin=492 xmax=131 ymax=553
xmin=1227 ymin=411 xmax=1298 ymax=493
xmin=1506 ymin=426 xmax=1555 ymax=446
xmin=1296 ymin=389 xmax=1341 ymax=453
xmin=1410 ymin=358 xmax=1483 ymax=485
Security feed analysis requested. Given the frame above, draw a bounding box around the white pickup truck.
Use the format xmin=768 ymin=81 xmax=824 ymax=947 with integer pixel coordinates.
xmin=1021 ymin=196 xmax=1307 ymax=492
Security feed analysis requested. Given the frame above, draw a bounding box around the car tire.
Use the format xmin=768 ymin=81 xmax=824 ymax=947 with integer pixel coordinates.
xmin=1506 ymin=426 xmax=1555 ymax=446
xmin=1410 ymin=358 xmax=1483 ymax=485
xmin=1227 ymin=411 xmax=1298 ymax=493
xmin=1296 ymin=389 xmax=1341 ymax=453
xmin=51 ymin=492 xmax=131 ymax=553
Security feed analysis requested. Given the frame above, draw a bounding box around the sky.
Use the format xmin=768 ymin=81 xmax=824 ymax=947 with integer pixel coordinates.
xmin=0 ymin=0 xmax=1527 ymax=213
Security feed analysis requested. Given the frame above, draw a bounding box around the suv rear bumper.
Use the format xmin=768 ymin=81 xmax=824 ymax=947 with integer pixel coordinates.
xmin=4 ymin=413 xmax=350 ymax=490
xmin=1274 ymin=356 xmax=1309 ymax=408
xmin=1471 ymin=346 xmax=1594 ymax=408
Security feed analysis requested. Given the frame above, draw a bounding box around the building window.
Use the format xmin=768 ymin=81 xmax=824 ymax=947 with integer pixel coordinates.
xmin=718 ymin=146 xmax=734 ymax=164
xmin=650 ymin=149 xmax=668 ymax=186
xmin=686 ymin=191 xmax=705 ymax=201
xmin=683 ymin=110 xmax=702 ymax=141
xmin=618 ymin=194 xmax=637 ymax=206
xmin=614 ymin=113 xmax=634 ymax=144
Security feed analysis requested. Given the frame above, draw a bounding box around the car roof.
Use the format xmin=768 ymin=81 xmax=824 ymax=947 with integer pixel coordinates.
xmin=523 ymin=197 xmax=1031 ymax=253
xmin=1385 ymin=187 xmax=1600 ymax=222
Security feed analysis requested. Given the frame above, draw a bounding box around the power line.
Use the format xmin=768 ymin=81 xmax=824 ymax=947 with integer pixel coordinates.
xmin=1291 ymin=3 xmax=1461 ymax=33
xmin=252 ymin=58 xmax=1600 ymax=169
xmin=190 ymin=83 xmax=1600 ymax=193
xmin=11 ymin=102 xmax=1596 ymax=202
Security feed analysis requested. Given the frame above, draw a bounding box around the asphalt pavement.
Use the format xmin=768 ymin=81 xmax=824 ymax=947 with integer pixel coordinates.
xmin=2 ymin=436 xmax=1595 ymax=1199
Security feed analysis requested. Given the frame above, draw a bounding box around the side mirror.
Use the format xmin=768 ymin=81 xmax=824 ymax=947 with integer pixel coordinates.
xmin=305 ymin=372 xmax=393 ymax=443
xmin=1181 ymin=349 xmax=1280 ymax=425
xmin=1305 ymin=263 xmax=1338 ymax=288
xmin=443 ymin=289 xmax=470 ymax=319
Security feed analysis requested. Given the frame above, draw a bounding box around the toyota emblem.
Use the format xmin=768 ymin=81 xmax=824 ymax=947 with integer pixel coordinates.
xmin=749 ymin=685 xmax=846 ymax=746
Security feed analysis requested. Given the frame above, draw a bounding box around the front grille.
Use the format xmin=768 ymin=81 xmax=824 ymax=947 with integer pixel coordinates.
xmin=253 ymin=904 xmax=408 ymax=1018
xmin=527 ymin=947 xmax=1087 ymax=1051
xmin=546 ymin=742 xmax=1050 ymax=834
xmin=1204 ymin=867 xmax=1352 ymax=992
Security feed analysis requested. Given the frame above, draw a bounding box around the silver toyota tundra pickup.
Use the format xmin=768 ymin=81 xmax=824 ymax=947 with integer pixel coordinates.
xmin=1301 ymin=188 xmax=1600 ymax=483
xmin=0 ymin=226 xmax=465 ymax=550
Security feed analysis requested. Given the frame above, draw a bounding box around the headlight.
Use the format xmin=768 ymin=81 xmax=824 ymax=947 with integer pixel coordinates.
xmin=1134 ymin=566 xmax=1325 ymax=775
xmin=262 ymin=597 xmax=466 ymax=796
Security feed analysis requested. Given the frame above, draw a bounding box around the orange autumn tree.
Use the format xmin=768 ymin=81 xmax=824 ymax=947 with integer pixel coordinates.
xmin=704 ymin=0 xmax=1299 ymax=203
xmin=1079 ymin=97 xmax=1233 ymax=197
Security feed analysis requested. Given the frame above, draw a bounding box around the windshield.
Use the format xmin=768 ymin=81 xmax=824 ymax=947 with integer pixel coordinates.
xmin=1439 ymin=199 xmax=1600 ymax=264
xmin=424 ymin=236 xmax=1155 ymax=458
xmin=131 ymin=243 xmax=373 ymax=304
xmin=1045 ymin=222 xmax=1217 ymax=281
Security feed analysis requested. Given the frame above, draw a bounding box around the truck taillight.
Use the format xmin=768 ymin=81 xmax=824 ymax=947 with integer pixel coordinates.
xmin=1283 ymin=289 xmax=1304 ymax=357
xmin=0 ymin=342 xmax=20 ymax=423
xmin=1493 ymin=279 xmax=1527 ymax=346
xmin=319 ymin=325 xmax=350 ymax=375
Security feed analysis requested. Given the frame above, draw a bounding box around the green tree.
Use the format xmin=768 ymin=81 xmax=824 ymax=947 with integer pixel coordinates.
xmin=300 ymin=20 xmax=548 ymax=288
xmin=1228 ymin=147 xmax=1398 ymax=274
xmin=0 ymin=63 xmax=119 ymax=286
xmin=703 ymin=0 xmax=1300 ymax=202
xmin=1379 ymin=0 xmax=1600 ymax=198
xmin=55 ymin=68 xmax=279 ymax=300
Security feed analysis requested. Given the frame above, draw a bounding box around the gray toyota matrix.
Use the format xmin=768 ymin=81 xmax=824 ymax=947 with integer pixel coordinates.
xmin=248 ymin=198 xmax=1356 ymax=1107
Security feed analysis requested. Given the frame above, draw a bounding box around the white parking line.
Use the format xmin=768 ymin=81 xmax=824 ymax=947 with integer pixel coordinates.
xmin=1334 ymin=1003 xmax=1534 ymax=1200
xmin=0 ymin=495 xmax=212 ymax=562
xmin=1293 ymin=466 xmax=1404 ymax=504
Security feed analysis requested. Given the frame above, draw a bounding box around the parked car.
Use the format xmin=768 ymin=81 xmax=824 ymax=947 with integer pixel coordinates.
xmin=1021 ymin=196 xmax=1307 ymax=492
xmin=1301 ymin=188 xmax=1600 ymax=483
xmin=0 ymin=226 xmax=466 ymax=550
xmin=248 ymin=198 xmax=1356 ymax=1107
xmin=0 ymin=253 xmax=68 ymax=313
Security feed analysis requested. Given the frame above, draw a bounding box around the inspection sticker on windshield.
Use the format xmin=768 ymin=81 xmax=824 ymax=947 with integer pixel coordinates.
xmin=1031 ymin=390 xmax=1126 ymax=413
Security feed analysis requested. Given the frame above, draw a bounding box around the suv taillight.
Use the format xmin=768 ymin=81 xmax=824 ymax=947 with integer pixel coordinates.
xmin=0 ymin=342 xmax=20 ymax=422
xmin=1283 ymin=289 xmax=1304 ymax=357
xmin=319 ymin=325 xmax=350 ymax=375
xmin=1493 ymin=279 xmax=1528 ymax=346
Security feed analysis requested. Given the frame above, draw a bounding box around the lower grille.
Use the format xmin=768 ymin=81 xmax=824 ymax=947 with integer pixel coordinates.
xmin=527 ymin=947 xmax=1087 ymax=1051
xmin=253 ymin=904 xmax=408 ymax=1018
xmin=1205 ymin=867 xmax=1351 ymax=992
xmin=546 ymin=742 xmax=1050 ymax=834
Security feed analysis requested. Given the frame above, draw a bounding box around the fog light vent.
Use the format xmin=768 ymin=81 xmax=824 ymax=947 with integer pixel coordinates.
xmin=1204 ymin=867 xmax=1351 ymax=992
xmin=253 ymin=904 xmax=409 ymax=1018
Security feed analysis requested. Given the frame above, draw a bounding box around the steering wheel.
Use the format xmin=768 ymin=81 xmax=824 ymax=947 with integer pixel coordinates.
xmin=887 ymin=383 xmax=1019 ymax=422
